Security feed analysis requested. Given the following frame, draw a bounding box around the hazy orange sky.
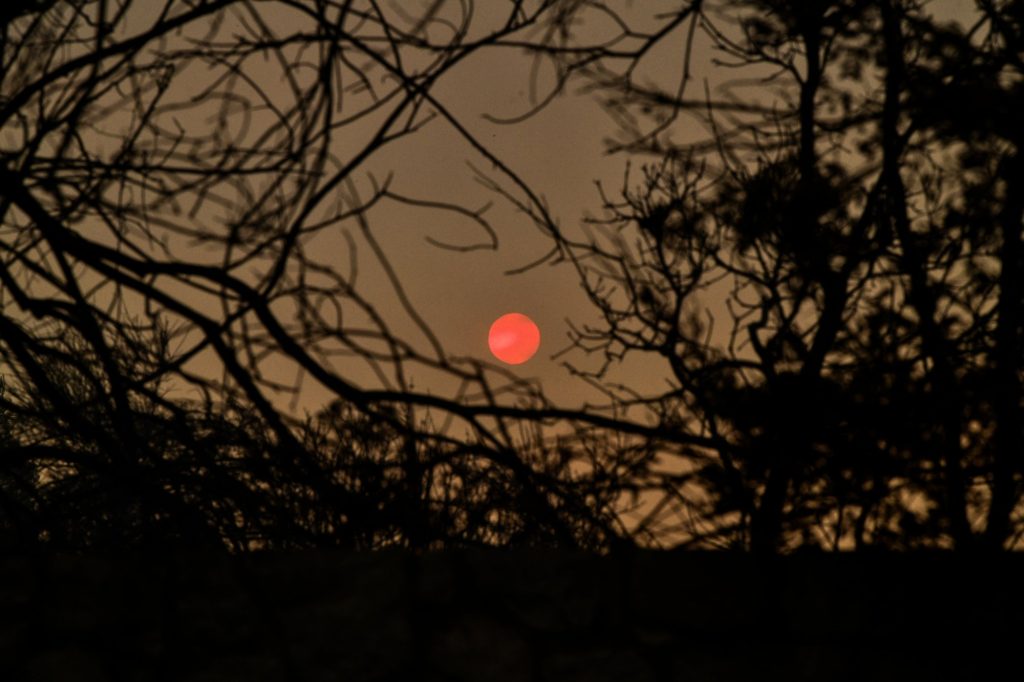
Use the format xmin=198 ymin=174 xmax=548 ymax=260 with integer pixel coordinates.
xmin=42 ymin=0 xmax=978 ymax=425
xmin=266 ymin=0 xmax=978 ymax=420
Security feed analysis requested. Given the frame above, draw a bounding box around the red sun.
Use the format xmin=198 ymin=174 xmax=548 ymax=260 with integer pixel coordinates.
xmin=488 ymin=313 xmax=540 ymax=365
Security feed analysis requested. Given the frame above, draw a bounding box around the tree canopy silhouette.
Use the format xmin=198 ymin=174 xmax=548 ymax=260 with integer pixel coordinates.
xmin=549 ymin=0 xmax=1024 ymax=551
xmin=0 ymin=0 xmax=1021 ymax=553
xmin=0 ymin=0 xmax=652 ymax=552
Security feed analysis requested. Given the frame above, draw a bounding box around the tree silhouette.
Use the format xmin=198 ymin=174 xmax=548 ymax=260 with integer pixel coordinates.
xmin=1 ymin=0 xmax=1020 ymax=554
xmin=0 ymin=0 xmax=666 ymax=552
xmin=547 ymin=0 xmax=1024 ymax=551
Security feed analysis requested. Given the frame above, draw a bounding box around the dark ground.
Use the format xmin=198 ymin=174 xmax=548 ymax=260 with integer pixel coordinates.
xmin=1 ymin=549 xmax=1019 ymax=681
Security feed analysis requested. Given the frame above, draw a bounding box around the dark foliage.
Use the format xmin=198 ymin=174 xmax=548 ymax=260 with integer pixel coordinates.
xmin=1 ymin=0 xmax=1021 ymax=553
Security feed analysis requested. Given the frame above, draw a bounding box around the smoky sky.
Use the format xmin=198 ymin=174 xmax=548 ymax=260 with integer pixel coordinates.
xmin=18 ymin=0 xmax=979 ymax=422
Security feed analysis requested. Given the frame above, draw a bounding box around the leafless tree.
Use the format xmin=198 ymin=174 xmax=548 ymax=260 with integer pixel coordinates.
xmin=2 ymin=0 xmax=1019 ymax=554
xmin=0 ymin=0 xmax=692 ymax=552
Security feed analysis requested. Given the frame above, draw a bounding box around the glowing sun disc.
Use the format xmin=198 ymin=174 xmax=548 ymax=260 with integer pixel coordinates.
xmin=488 ymin=313 xmax=540 ymax=365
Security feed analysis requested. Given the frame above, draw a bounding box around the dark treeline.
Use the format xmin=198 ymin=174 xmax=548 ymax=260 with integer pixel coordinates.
xmin=0 ymin=0 xmax=1021 ymax=553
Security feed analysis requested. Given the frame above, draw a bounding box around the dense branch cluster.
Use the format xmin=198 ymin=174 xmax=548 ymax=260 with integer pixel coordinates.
xmin=554 ymin=0 xmax=1024 ymax=550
